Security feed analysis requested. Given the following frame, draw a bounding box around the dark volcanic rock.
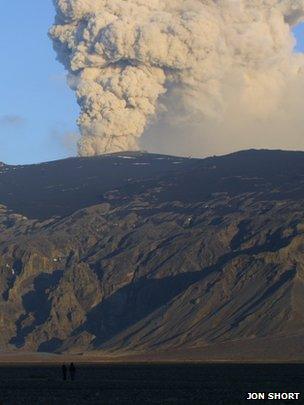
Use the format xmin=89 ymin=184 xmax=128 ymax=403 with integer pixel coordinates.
xmin=1 ymin=150 xmax=304 ymax=359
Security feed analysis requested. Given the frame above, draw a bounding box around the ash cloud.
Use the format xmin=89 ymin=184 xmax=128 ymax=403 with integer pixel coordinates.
xmin=50 ymin=0 xmax=304 ymax=157
xmin=50 ymin=129 xmax=80 ymax=153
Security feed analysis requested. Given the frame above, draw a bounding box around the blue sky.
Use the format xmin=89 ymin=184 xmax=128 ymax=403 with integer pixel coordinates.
xmin=294 ymin=22 xmax=304 ymax=52
xmin=0 ymin=3 xmax=304 ymax=165
xmin=0 ymin=1 xmax=79 ymax=164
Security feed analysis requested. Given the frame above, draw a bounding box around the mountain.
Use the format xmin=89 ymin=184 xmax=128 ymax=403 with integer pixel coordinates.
xmin=1 ymin=149 xmax=304 ymax=361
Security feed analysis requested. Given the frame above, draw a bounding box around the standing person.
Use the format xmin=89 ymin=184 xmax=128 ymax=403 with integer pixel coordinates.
xmin=62 ymin=364 xmax=67 ymax=381
xmin=69 ymin=362 xmax=76 ymax=381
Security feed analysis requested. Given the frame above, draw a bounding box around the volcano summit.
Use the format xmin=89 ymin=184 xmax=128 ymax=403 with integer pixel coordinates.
xmin=1 ymin=150 xmax=304 ymax=361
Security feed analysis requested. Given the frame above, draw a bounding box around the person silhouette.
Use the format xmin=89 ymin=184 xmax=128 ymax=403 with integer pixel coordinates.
xmin=62 ymin=364 xmax=67 ymax=381
xmin=69 ymin=362 xmax=76 ymax=381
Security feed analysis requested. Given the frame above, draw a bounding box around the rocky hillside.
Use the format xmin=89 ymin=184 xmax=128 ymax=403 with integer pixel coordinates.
xmin=1 ymin=150 xmax=304 ymax=360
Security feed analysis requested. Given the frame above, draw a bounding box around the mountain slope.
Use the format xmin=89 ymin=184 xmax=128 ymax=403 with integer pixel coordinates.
xmin=1 ymin=150 xmax=304 ymax=360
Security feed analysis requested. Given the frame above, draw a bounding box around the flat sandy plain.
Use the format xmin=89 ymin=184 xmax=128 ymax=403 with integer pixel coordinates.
xmin=0 ymin=356 xmax=304 ymax=404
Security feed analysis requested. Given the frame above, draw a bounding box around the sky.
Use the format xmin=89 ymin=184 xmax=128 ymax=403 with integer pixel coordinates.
xmin=0 ymin=2 xmax=303 ymax=165
xmin=294 ymin=22 xmax=304 ymax=52
xmin=0 ymin=1 xmax=79 ymax=165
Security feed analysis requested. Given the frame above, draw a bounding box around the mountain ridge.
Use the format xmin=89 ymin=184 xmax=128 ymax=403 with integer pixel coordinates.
xmin=1 ymin=149 xmax=304 ymax=360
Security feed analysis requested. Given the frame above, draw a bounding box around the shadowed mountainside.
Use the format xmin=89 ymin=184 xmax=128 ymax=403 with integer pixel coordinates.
xmin=1 ymin=149 xmax=304 ymax=360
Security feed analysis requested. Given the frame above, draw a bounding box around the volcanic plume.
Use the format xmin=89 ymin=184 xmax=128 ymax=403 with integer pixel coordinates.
xmin=50 ymin=0 xmax=304 ymax=156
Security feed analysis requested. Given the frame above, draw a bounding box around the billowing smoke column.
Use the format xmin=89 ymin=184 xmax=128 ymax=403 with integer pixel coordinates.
xmin=50 ymin=0 xmax=304 ymax=156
